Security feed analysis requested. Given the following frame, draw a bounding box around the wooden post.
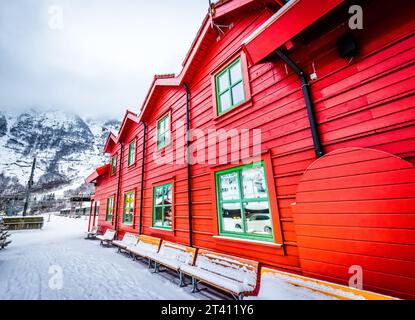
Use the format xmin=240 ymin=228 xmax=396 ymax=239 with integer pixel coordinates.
xmin=87 ymin=199 xmax=94 ymax=232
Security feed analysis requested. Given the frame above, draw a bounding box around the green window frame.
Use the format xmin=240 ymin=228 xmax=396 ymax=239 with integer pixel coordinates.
xmin=215 ymin=161 xmax=274 ymax=242
xmin=157 ymin=114 xmax=170 ymax=150
xmin=215 ymin=57 xmax=246 ymax=115
xmin=110 ymin=155 xmax=117 ymax=176
xmin=152 ymin=183 xmax=173 ymax=230
xmin=128 ymin=139 xmax=136 ymax=166
xmin=123 ymin=192 xmax=135 ymax=224
xmin=106 ymin=197 xmax=114 ymax=222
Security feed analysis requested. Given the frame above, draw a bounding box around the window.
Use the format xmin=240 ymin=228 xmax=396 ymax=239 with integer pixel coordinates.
xmin=123 ymin=192 xmax=135 ymax=224
xmin=215 ymin=161 xmax=274 ymax=242
xmin=157 ymin=114 xmax=170 ymax=149
xmin=215 ymin=57 xmax=246 ymax=115
xmin=153 ymin=183 xmax=173 ymax=229
xmin=128 ymin=140 xmax=136 ymax=166
xmin=106 ymin=197 xmax=114 ymax=222
xmin=110 ymin=155 xmax=117 ymax=176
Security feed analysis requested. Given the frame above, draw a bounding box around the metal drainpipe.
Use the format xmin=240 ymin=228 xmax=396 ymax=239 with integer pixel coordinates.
xmin=114 ymin=143 xmax=124 ymax=234
xmin=139 ymin=122 xmax=147 ymax=235
xmin=276 ymin=49 xmax=324 ymax=158
xmin=184 ymin=83 xmax=193 ymax=247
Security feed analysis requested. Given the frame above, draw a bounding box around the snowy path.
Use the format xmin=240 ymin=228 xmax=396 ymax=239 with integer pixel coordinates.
xmin=0 ymin=216 xmax=197 ymax=300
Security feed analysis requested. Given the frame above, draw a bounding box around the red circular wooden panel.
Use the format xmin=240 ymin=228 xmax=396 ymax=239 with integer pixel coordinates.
xmin=293 ymin=147 xmax=415 ymax=299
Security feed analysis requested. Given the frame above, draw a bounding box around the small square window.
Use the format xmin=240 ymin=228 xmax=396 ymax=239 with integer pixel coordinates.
xmin=123 ymin=192 xmax=135 ymax=224
xmin=110 ymin=155 xmax=117 ymax=176
xmin=106 ymin=197 xmax=114 ymax=222
xmin=157 ymin=114 xmax=170 ymax=150
xmin=128 ymin=140 xmax=136 ymax=166
xmin=215 ymin=58 xmax=246 ymax=115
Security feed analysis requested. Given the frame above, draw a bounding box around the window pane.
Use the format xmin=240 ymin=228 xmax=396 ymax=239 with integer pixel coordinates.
xmin=159 ymin=116 xmax=168 ymax=132
xmin=242 ymin=165 xmax=267 ymax=199
xmin=230 ymin=61 xmax=242 ymax=84
xmin=219 ymin=172 xmax=240 ymax=200
xmin=218 ymin=72 xmax=230 ymax=92
xmin=220 ymin=202 xmax=243 ymax=233
xmin=154 ymin=207 xmax=163 ymax=227
xmin=164 ymin=185 xmax=172 ymax=205
xmin=231 ymin=82 xmax=245 ymax=106
xmin=155 ymin=187 xmax=163 ymax=206
xmin=244 ymin=202 xmax=272 ymax=235
xmin=129 ymin=142 xmax=135 ymax=164
xmin=219 ymin=91 xmax=232 ymax=113
xmin=164 ymin=206 xmax=172 ymax=227
xmin=164 ymin=130 xmax=170 ymax=145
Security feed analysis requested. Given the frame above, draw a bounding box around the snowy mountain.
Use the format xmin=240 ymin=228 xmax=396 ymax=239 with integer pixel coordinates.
xmin=0 ymin=109 xmax=120 ymax=196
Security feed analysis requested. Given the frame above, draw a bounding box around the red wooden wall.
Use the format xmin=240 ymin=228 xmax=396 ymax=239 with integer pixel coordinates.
xmin=294 ymin=147 xmax=415 ymax=299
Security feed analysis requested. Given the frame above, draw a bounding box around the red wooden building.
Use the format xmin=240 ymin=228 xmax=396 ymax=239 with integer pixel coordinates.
xmin=86 ymin=0 xmax=415 ymax=299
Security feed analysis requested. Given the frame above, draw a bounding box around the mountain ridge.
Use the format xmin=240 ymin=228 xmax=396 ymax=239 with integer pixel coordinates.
xmin=0 ymin=108 xmax=120 ymax=197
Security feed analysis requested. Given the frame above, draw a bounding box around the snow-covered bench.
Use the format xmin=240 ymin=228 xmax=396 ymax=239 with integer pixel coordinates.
xmin=126 ymin=235 xmax=161 ymax=262
xmin=112 ymin=232 xmax=139 ymax=253
xmin=146 ymin=241 xmax=197 ymax=286
xmin=96 ymin=229 xmax=116 ymax=247
xmin=86 ymin=226 xmax=99 ymax=240
xmin=258 ymin=267 xmax=398 ymax=300
xmin=180 ymin=249 xmax=259 ymax=300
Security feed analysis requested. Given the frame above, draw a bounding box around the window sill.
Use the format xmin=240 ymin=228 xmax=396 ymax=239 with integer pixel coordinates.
xmin=213 ymin=235 xmax=283 ymax=248
xmin=149 ymin=227 xmax=174 ymax=236
xmin=213 ymin=99 xmax=252 ymax=123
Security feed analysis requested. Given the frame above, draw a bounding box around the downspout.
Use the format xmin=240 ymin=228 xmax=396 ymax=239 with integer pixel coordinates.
xmin=184 ymin=83 xmax=193 ymax=247
xmin=139 ymin=122 xmax=147 ymax=235
xmin=276 ymin=49 xmax=324 ymax=158
xmin=114 ymin=144 xmax=124 ymax=234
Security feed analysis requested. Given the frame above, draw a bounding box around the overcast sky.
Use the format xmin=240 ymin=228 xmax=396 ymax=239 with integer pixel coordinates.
xmin=0 ymin=0 xmax=208 ymax=120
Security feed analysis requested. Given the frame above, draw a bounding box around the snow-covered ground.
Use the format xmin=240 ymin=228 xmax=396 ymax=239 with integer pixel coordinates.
xmin=0 ymin=216 xmax=197 ymax=300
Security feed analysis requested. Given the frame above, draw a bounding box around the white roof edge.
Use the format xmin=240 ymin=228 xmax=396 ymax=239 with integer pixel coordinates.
xmin=242 ymin=0 xmax=299 ymax=45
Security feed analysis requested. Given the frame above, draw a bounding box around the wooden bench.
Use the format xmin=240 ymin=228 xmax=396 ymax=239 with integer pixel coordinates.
xmin=126 ymin=235 xmax=161 ymax=262
xmin=85 ymin=226 xmax=99 ymax=240
xmin=112 ymin=233 xmax=139 ymax=253
xmin=96 ymin=229 xmax=116 ymax=247
xmin=146 ymin=241 xmax=197 ymax=286
xmin=259 ymin=267 xmax=398 ymax=300
xmin=180 ymin=249 xmax=259 ymax=300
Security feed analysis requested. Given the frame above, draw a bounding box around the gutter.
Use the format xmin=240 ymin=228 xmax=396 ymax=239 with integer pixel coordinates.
xmin=184 ymin=83 xmax=193 ymax=247
xmin=276 ymin=49 xmax=324 ymax=158
xmin=139 ymin=122 xmax=147 ymax=235
xmin=114 ymin=143 xmax=124 ymax=233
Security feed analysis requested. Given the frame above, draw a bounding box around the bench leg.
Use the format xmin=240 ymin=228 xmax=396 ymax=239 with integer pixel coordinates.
xmin=151 ymin=262 xmax=160 ymax=273
xmin=191 ymin=277 xmax=200 ymax=293
xmin=179 ymin=272 xmax=187 ymax=287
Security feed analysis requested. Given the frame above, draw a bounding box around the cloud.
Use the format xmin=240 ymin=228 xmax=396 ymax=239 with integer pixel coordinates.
xmin=0 ymin=0 xmax=207 ymax=119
